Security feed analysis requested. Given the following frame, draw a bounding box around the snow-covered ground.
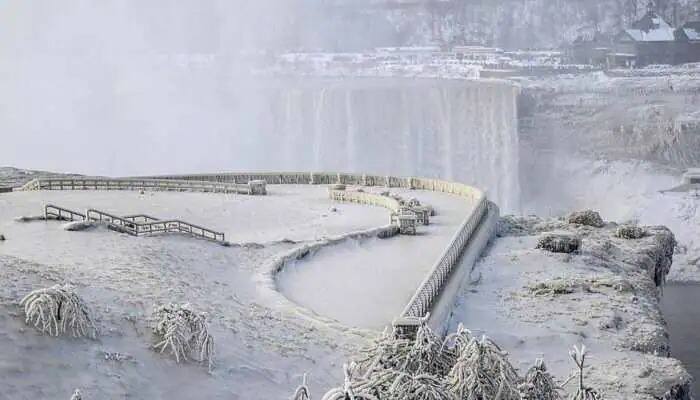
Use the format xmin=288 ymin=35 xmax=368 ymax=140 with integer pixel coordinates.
xmin=0 ymin=185 xmax=474 ymax=398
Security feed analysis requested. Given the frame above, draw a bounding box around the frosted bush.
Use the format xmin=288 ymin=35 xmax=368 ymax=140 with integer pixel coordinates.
xmin=318 ymin=323 xmax=567 ymax=400
xmin=387 ymin=373 xmax=455 ymax=400
xmin=70 ymin=389 xmax=82 ymax=400
xmin=152 ymin=303 xmax=214 ymax=371
xmin=519 ymin=359 xmax=562 ymax=400
xmin=615 ymin=225 xmax=647 ymax=240
xmin=444 ymin=325 xmax=520 ymax=400
xmin=20 ymin=284 xmax=97 ymax=339
xmin=567 ymin=211 xmax=604 ymax=228
xmin=536 ymin=234 xmax=582 ymax=254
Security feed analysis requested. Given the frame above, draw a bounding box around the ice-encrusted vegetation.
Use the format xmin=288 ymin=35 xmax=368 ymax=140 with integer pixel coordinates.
xmin=152 ymin=303 xmax=215 ymax=371
xmin=20 ymin=284 xmax=97 ymax=339
xmin=305 ymin=323 xmax=584 ymax=400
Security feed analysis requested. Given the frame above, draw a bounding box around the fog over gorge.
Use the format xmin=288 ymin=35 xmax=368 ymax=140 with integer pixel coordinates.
xmin=0 ymin=1 xmax=305 ymax=176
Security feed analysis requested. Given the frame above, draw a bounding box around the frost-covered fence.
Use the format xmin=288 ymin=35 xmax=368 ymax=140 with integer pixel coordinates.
xmin=328 ymin=190 xmax=401 ymax=213
xmin=85 ymin=209 xmax=226 ymax=243
xmin=45 ymin=204 xmax=86 ymax=222
xmin=20 ymin=177 xmax=262 ymax=195
xmin=397 ymin=197 xmax=489 ymax=335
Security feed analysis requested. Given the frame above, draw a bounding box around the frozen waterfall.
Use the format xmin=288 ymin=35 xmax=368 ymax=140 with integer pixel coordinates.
xmin=251 ymin=78 xmax=521 ymax=212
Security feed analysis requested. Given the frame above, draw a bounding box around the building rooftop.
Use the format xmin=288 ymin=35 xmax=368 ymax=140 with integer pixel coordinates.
xmin=678 ymin=21 xmax=700 ymax=41
xmin=623 ymin=10 xmax=675 ymax=42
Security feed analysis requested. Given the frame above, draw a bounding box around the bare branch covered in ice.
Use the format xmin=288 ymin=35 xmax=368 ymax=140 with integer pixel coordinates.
xmin=20 ymin=284 xmax=97 ymax=339
xmin=291 ymin=374 xmax=311 ymax=400
xmin=152 ymin=303 xmax=215 ymax=371
xmin=568 ymin=345 xmax=604 ymax=400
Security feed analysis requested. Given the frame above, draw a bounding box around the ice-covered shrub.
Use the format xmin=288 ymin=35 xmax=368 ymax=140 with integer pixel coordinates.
xmin=444 ymin=325 xmax=520 ymax=400
xmin=615 ymin=225 xmax=647 ymax=240
xmin=20 ymin=284 xmax=97 ymax=339
xmin=567 ymin=211 xmax=604 ymax=228
xmin=536 ymin=234 xmax=582 ymax=254
xmin=387 ymin=373 xmax=455 ymax=400
xmin=315 ymin=323 xmax=570 ymax=400
xmin=152 ymin=303 xmax=214 ymax=370
xmin=519 ymin=359 xmax=562 ymax=400
xmin=70 ymin=389 xmax=82 ymax=400
xmin=529 ymin=279 xmax=576 ymax=296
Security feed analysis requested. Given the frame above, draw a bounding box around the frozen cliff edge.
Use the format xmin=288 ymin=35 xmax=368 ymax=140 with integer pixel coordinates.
xmin=448 ymin=213 xmax=692 ymax=399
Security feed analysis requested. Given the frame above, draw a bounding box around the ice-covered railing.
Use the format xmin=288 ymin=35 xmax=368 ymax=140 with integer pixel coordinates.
xmin=328 ymin=189 xmax=402 ymax=213
xmin=19 ymin=177 xmax=265 ymax=195
xmin=138 ymin=172 xmax=493 ymax=336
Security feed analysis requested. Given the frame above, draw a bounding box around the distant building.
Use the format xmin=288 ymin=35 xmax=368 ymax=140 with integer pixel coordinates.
xmin=569 ymin=2 xmax=700 ymax=68
xmin=614 ymin=6 xmax=677 ymax=66
xmin=569 ymin=32 xmax=616 ymax=66
xmin=674 ymin=21 xmax=700 ymax=64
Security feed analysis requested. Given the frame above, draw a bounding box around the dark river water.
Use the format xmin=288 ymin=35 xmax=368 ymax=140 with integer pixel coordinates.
xmin=661 ymin=283 xmax=700 ymax=396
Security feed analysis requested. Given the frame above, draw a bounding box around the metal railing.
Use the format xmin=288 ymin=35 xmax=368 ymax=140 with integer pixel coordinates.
xmin=20 ymin=177 xmax=259 ymax=195
xmin=122 ymin=214 xmax=161 ymax=223
xmin=45 ymin=204 xmax=86 ymax=221
xmin=84 ymin=208 xmax=225 ymax=243
xmin=133 ymin=219 xmax=225 ymax=242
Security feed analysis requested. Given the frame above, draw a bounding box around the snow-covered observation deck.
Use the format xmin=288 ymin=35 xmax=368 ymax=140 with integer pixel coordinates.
xmin=0 ymin=171 xmax=497 ymax=397
xmin=140 ymin=171 xmax=499 ymax=336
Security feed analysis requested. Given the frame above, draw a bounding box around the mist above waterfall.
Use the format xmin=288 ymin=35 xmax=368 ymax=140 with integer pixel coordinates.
xmin=1 ymin=1 xmax=523 ymax=211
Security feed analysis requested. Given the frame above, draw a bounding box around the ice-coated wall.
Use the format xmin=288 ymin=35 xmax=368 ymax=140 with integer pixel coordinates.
xmin=251 ymin=78 xmax=521 ymax=212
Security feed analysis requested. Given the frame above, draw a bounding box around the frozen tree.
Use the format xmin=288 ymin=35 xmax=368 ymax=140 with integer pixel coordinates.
xmin=152 ymin=303 xmax=215 ymax=371
xmin=20 ymin=284 xmax=97 ymax=339
xmin=568 ymin=345 xmax=604 ymax=400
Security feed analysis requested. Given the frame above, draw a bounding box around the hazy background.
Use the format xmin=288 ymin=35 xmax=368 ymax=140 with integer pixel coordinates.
xmin=0 ymin=1 xmax=311 ymax=176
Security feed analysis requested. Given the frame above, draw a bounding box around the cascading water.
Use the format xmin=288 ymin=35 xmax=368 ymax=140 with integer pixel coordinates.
xmin=253 ymin=78 xmax=521 ymax=212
